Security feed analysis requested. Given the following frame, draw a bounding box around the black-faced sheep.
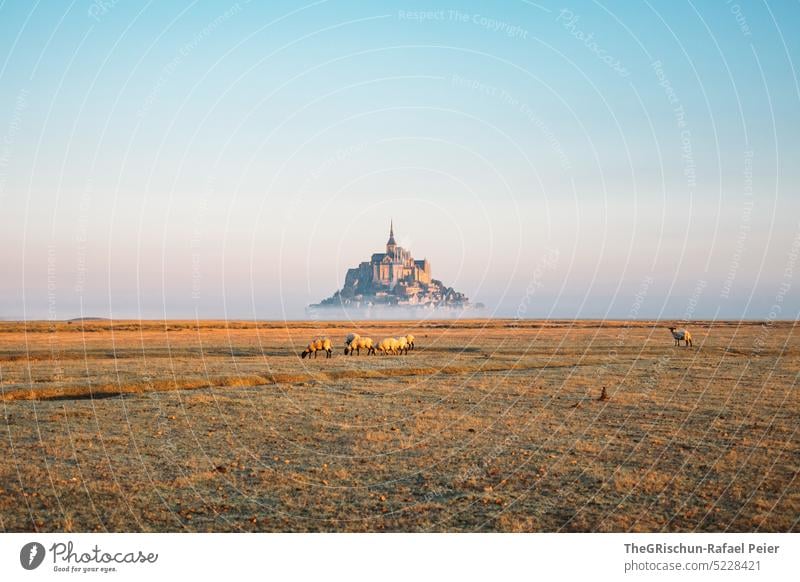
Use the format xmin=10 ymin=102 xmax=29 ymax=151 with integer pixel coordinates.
xmin=344 ymin=333 xmax=358 ymax=355
xmin=301 ymin=337 xmax=333 ymax=359
xmin=668 ymin=327 xmax=693 ymax=347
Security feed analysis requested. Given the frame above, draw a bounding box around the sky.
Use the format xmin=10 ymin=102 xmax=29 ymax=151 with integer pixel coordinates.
xmin=1 ymin=0 xmax=798 ymax=320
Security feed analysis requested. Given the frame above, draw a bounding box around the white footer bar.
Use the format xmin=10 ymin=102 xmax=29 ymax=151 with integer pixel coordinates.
xmin=1 ymin=533 xmax=796 ymax=581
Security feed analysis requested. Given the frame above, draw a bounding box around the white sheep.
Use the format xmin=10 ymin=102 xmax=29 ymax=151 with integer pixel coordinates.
xmin=344 ymin=333 xmax=375 ymax=355
xmin=405 ymin=334 xmax=415 ymax=350
xmin=396 ymin=336 xmax=409 ymax=355
xmin=357 ymin=337 xmax=376 ymax=355
xmin=301 ymin=337 xmax=333 ymax=359
xmin=668 ymin=326 xmax=693 ymax=347
xmin=377 ymin=337 xmax=400 ymax=355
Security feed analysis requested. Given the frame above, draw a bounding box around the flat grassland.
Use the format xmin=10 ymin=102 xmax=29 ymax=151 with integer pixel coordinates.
xmin=0 ymin=319 xmax=797 ymax=532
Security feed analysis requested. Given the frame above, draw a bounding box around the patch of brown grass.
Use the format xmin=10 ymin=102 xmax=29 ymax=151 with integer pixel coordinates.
xmin=1 ymin=374 xmax=270 ymax=401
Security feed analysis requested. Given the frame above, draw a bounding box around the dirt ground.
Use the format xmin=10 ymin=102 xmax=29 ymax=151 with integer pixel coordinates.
xmin=0 ymin=319 xmax=797 ymax=532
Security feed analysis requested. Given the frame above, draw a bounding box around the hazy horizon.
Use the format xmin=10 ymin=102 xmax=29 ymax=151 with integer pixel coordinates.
xmin=2 ymin=1 xmax=799 ymax=321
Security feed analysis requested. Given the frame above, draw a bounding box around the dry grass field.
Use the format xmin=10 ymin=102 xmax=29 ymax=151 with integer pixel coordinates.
xmin=0 ymin=319 xmax=797 ymax=532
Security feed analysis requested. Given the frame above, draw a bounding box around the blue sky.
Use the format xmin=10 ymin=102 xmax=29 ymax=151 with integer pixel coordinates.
xmin=1 ymin=0 xmax=798 ymax=319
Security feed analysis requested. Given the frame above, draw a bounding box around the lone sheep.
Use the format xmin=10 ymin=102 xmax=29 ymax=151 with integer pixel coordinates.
xmin=668 ymin=327 xmax=693 ymax=348
xmin=301 ymin=337 xmax=333 ymax=359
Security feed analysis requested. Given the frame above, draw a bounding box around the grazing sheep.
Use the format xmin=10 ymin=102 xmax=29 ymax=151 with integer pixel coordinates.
xmin=377 ymin=337 xmax=400 ymax=355
xmin=357 ymin=336 xmax=376 ymax=355
xmin=301 ymin=337 xmax=333 ymax=359
xmin=396 ymin=336 xmax=409 ymax=355
xmin=405 ymin=334 xmax=415 ymax=350
xmin=668 ymin=327 xmax=693 ymax=347
xmin=344 ymin=334 xmax=375 ymax=355
xmin=344 ymin=333 xmax=359 ymax=355
xmin=376 ymin=338 xmax=393 ymax=355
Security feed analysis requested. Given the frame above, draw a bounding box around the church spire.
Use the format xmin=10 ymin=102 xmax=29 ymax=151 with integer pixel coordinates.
xmin=386 ymin=220 xmax=397 ymax=254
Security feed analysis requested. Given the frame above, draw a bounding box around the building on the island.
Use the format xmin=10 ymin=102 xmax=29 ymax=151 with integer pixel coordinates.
xmin=346 ymin=221 xmax=431 ymax=292
xmin=312 ymin=222 xmax=472 ymax=311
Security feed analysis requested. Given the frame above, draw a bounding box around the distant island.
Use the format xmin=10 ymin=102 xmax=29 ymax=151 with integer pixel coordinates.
xmin=309 ymin=222 xmax=478 ymax=315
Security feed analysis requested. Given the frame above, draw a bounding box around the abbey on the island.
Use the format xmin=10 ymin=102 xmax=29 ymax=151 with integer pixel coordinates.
xmin=312 ymin=222 xmax=470 ymax=310
xmin=353 ymin=221 xmax=431 ymax=291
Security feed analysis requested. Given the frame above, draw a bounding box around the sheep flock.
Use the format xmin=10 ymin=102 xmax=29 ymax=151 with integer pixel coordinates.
xmin=302 ymin=333 xmax=416 ymax=359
